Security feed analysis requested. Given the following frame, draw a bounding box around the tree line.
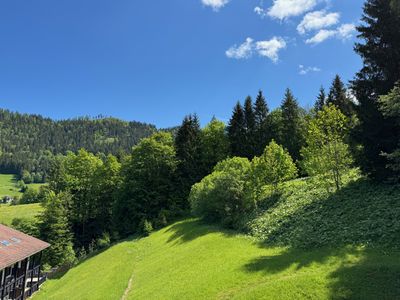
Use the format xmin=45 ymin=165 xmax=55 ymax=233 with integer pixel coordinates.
xmin=9 ymin=0 xmax=400 ymax=269
xmin=0 ymin=111 xmax=156 ymax=181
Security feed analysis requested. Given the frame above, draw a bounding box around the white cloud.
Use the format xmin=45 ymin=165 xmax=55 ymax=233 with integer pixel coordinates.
xmin=255 ymin=37 xmax=287 ymax=62
xmin=254 ymin=6 xmax=267 ymax=18
xmin=297 ymin=10 xmax=340 ymax=34
xmin=201 ymin=0 xmax=230 ymax=11
xmin=337 ymin=23 xmax=356 ymax=39
xmin=267 ymin=0 xmax=318 ymax=20
xmin=299 ymin=64 xmax=321 ymax=75
xmin=225 ymin=38 xmax=254 ymax=59
xmin=305 ymin=29 xmax=336 ymax=44
xmin=226 ymin=37 xmax=286 ymax=63
xmin=305 ymin=23 xmax=356 ymax=44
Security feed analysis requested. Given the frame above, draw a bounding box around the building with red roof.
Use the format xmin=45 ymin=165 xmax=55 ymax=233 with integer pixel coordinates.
xmin=0 ymin=224 xmax=49 ymax=300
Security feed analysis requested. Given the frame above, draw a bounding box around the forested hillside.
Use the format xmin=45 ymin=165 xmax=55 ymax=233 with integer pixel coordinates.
xmin=0 ymin=109 xmax=156 ymax=180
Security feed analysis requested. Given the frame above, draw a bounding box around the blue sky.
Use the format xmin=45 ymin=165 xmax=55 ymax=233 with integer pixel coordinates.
xmin=0 ymin=0 xmax=364 ymax=128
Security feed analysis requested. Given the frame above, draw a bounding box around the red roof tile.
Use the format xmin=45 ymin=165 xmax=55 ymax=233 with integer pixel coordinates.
xmin=0 ymin=224 xmax=50 ymax=270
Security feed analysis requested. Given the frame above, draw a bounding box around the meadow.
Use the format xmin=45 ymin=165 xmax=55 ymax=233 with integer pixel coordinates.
xmin=0 ymin=174 xmax=44 ymax=198
xmin=0 ymin=203 xmax=43 ymax=226
xmin=33 ymin=169 xmax=400 ymax=299
xmin=35 ymin=219 xmax=400 ymax=300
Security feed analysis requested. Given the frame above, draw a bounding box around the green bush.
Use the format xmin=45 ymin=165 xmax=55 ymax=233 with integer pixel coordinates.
xmin=251 ymin=140 xmax=297 ymax=198
xmin=189 ymin=157 xmax=254 ymax=229
xmin=140 ymin=219 xmax=153 ymax=236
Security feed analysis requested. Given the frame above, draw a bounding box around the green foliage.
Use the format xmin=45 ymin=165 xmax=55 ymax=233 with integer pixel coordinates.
xmin=351 ymin=0 xmax=400 ymax=181
xmin=174 ymin=114 xmax=205 ymax=206
xmin=200 ymin=118 xmax=230 ymax=173
xmin=11 ymin=217 xmax=40 ymax=237
xmin=140 ymin=219 xmax=153 ymax=236
xmin=280 ymin=89 xmax=305 ymax=162
xmin=251 ymin=141 xmax=297 ymax=197
xmin=39 ymin=191 xmax=76 ymax=267
xmin=190 ymin=157 xmax=253 ymax=229
xmin=379 ymin=82 xmax=400 ymax=181
xmin=20 ymin=187 xmax=39 ymax=204
xmin=48 ymin=150 xmax=121 ymax=248
xmin=227 ymin=102 xmax=247 ymax=157
xmin=253 ymin=90 xmax=271 ymax=156
xmin=114 ymin=132 xmax=177 ymax=237
xmin=249 ymin=169 xmax=400 ymax=250
xmin=0 ymin=110 xmax=155 ymax=177
xmin=327 ymin=75 xmax=355 ymax=118
xmin=302 ymin=105 xmax=353 ymax=191
xmin=315 ymin=86 xmax=326 ymax=112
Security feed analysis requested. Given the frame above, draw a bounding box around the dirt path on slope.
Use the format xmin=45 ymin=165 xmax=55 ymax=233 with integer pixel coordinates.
xmin=121 ymin=273 xmax=134 ymax=300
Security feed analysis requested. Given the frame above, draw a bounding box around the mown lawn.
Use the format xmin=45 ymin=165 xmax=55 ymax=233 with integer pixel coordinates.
xmin=35 ymin=219 xmax=400 ymax=300
xmin=0 ymin=173 xmax=44 ymax=198
xmin=0 ymin=203 xmax=43 ymax=225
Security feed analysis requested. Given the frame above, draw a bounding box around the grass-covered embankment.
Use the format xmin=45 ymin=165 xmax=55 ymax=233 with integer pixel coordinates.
xmin=35 ymin=171 xmax=400 ymax=299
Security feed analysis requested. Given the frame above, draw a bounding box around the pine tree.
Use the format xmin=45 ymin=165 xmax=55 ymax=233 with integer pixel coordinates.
xmin=175 ymin=114 xmax=204 ymax=205
xmin=227 ymin=102 xmax=247 ymax=157
xmin=327 ymin=75 xmax=354 ymax=117
xmin=39 ymin=192 xmax=76 ymax=267
xmin=281 ymin=89 xmax=304 ymax=161
xmin=351 ymin=0 xmax=400 ymax=181
xmin=244 ymin=96 xmax=256 ymax=158
xmin=315 ymin=86 xmax=326 ymax=112
xmin=254 ymin=90 xmax=270 ymax=156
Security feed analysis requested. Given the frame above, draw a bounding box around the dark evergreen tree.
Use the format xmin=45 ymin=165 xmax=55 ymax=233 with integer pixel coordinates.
xmin=254 ymin=90 xmax=270 ymax=156
xmin=227 ymin=102 xmax=247 ymax=157
xmin=174 ymin=114 xmax=204 ymax=206
xmin=244 ymin=96 xmax=256 ymax=158
xmin=327 ymin=75 xmax=354 ymax=117
xmin=315 ymin=86 xmax=326 ymax=112
xmin=351 ymin=0 xmax=400 ymax=180
xmin=281 ymin=89 xmax=304 ymax=161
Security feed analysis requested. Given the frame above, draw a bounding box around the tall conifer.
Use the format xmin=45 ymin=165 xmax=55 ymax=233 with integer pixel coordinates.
xmin=351 ymin=0 xmax=400 ymax=180
xmin=228 ymin=102 xmax=246 ymax=157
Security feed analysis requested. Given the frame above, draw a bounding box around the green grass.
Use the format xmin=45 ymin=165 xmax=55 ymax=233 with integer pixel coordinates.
xmin=35 ymin=219 xmax=400 ymax=300
xmin=0 ymin=173 xmax=44 ymax=198
xmin=34 ymin=170 xmax=400 ymax=299
xmin=0 ymin=203 xmax=43 ymax=225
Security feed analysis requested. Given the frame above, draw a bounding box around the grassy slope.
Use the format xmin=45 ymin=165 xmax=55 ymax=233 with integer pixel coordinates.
xmin=35 ymin=171 xmax=400 ymax=299
xmin=0 ymin=203 xmax=43 ymax=225
xmin=0 ymin=173 xmax=44 ymax=198
xmin=36 ymin=219 xmax=400 ymax=300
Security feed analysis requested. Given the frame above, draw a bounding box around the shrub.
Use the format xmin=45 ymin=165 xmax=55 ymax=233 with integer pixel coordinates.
xmin=140 ymin=219 xmax=153 ymax=236
xmin=189 ymin=157 xmax=254 ymax=229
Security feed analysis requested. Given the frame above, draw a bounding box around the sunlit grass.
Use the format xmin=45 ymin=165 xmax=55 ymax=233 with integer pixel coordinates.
xmin=0 ymin=203 xmax=43 ymax=225
xmin=35 ymin=219 xmax=400 ymax=300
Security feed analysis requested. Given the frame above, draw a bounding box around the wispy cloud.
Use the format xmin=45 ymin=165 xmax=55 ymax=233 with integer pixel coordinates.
xmin=299 ymin=64 xmax=321 ymax=75
xmin=305 ymin=23 xmax=356 ymax=44
xmin=225 ymin=38 xmax=254 ymax=59
xmin=201 ymin=0 xmax=230 ymax=11
xmin=297 ymin=10 xmax=340 ymax=34
xmin=267 ymin=0 xmax=318 ymax=20
xmin=226 ymin=37 xmax=287 ymax=63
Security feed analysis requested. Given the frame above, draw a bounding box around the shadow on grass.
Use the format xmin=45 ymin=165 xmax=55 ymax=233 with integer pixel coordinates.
xmin=243 ymin=178 xmax=400 ymax=299
xmin=165 ymin=219 xmax=235 ymax=245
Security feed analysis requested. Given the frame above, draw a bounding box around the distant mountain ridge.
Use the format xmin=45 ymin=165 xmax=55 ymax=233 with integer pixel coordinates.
xmin=0 ymin=108 xmax=158 ymax=180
